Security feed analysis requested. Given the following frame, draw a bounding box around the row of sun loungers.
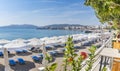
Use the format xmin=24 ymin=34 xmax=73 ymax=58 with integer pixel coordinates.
xmin=9 ymin=58 xmax=25 ymax=66
xmin=0 ymin=50 xmax=28 ymax=56
xmin=15 ymin=49 xmax=28 ymax=54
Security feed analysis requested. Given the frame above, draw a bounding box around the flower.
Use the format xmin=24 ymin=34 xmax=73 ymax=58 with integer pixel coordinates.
xmin=80 ymin=52 xmax=87 ymax=59
xmin=68 ymin=57 xmax=73 ymax=62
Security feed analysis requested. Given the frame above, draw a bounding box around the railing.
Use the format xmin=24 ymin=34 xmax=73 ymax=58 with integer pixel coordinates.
xmin=81 ymin=33 xmax=113 ymax=71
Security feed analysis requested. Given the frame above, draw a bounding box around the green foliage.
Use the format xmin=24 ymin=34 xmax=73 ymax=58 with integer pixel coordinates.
xmin=45 ymin=53 xmax=53 ymax=63
xmin=45 ymin=63 xmax=57 ymax=71
xmin=102 ymin=66 xmax=107 ymax=71
xmin=85 ymin=0 xmax=120 ymax=30
xmin=63 ymin=36 xmax=87 ymax=71
xmin=64 ymin=36 xmax=77 ymax=71
xmin=85 ymin=45 xmax=97 ymax=71
xmin=45 ymin=37 xmax=97 ymax=71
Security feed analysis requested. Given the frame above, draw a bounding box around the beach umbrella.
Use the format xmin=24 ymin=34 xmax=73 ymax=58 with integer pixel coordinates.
xmin=2 ymin=41 xmax=27 ymax=71
xmin=4 ymin=41 xmax=27 ymax=50
xmin=44 ymin=39 xmax=59 ymax=45
xmin=49 ymin=36 xmax=59 ymax=40
xmin=40 ymin=37 xmax=49 ymax=42
xmin=12 ymin=38 xmax=28 ymax=43
xmin=42 ymin=44 xmax=47 ymax=67
xmin=0 ymin=39 xmax=10 ymax=45
xmin=58 ymin=38 xmax=66 ymax=43
xmin=0 ymin=39 xmax=11 ymax=71
xmin=27 ymin=40 xmax=43 ymax=47
xmin=38 ymin=44 xmax=46 ymax=71
xmin=28 ymin=38 xmax=40 ymax=42
xmin=4 ymin=48 xmax=11 ymax=71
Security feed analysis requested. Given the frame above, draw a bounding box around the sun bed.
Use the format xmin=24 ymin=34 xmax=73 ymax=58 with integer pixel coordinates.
xmin=17 ymin=58 xmax=25 ymax=64
xmin=45 ymin=45 xmax=53 ymax=50
xmin=0 ymin=52 xmax=3 ymax=56
xmin=22 ymin=49 xmax=28 ymax=53
xmin=9 ymin=59 xmax=16 ymax=66
xmin=74 ymin=46 xmax=80 ymax=49
xmin=15 ymin=50 xmax=23 ymax=54
xmin=32 ymin=56 xmax=41 ymax=62
xmin=39 ymin=53 xmax=43 ymax=58
xmin=48 ymin=51 xmax=57 ymax=56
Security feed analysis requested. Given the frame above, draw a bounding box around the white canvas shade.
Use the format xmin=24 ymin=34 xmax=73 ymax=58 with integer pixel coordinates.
xmin=28 ymin=38 xmax=40 ymax=42
xmin=0 ymin=39 xmax=10 ymax=45
xmin=3 ymin=42 xmax=27 ymax=51
xmin=12 ymin=38 xmax=27 ymax=43
xmin=27 ymin=40 xmax=43 ymax=46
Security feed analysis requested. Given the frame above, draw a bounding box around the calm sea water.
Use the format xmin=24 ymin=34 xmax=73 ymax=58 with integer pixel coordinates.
xmin=0 ymin=28 xmax=84 ymax=40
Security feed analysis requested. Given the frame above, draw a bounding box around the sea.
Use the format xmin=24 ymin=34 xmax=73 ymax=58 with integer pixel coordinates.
xmin=0 ymin=28 xmax=85 ymax=40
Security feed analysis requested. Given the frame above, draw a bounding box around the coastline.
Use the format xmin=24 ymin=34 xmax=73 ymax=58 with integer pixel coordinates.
xmin=0 ymin=32 xmax=111 ymax=71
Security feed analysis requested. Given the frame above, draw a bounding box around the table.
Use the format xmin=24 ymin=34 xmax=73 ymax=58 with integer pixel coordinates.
xmin=99 ymin=48 xmax=120 ymax=71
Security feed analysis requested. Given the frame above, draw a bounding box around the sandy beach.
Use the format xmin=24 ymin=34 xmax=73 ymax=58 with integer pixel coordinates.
xmin=0 ymin=33 xmax=110 ymax=71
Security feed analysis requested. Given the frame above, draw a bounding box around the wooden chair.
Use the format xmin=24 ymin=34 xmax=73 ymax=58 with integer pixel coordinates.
xmin=112 ymin=58 xmax=120 ymax=71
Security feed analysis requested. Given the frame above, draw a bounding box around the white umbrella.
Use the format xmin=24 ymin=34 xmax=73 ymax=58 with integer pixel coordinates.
xmin=27 ymin=40 xmax=43 ymax=47
xmin=42 ymin=44 xmax=47 ymax=67
xmin=12 ymin=38 xmax=27 ymax=43
xmin=0 ymin=39 xmax=10 ymax=45
xmin=44 ymin=39 xmax=59 ymax=45
xmin=3 ymin=42 xmax=27 ymax=50
xmin=58 ymin=38 xmax=66 ymax=43
xmin=0 ymin=41 xmax=27 ymax=71
xmin=4 ymin=48 xmax=11 ymax=71
xmin=28 ymin=38 xmax=40 ymax=42
xmin=2 ymin=41 xmax=27 ymax=71
xmin=40 ymin=37 xmax=49 ymax=42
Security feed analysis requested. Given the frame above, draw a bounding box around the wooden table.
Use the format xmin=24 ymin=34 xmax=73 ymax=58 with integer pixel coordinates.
xmin=99 ymin=48 xmax=120 ymax=71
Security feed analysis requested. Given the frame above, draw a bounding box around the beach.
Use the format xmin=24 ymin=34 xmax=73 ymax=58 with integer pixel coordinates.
xmin=0 ymin=32 xmax=110 ymax=71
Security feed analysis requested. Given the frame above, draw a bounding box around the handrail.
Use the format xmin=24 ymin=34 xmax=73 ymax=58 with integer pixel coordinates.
xmin=81 ymin=34 xmax=113 ymax=71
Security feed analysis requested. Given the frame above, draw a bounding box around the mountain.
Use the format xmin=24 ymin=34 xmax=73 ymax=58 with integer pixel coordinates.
xmin=44 ymin=24 xmax=85 ymax=27
xmin=37 ymin=24 xmax=88 ymax=30
xmin=0 ymin=24 xmax=38 ymax=29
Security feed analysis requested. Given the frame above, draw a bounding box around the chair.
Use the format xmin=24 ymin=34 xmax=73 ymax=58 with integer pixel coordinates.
xmin=9 ymin=59 xmax=16 ymax=66
xmin=0 ymin=52 xmax=3 ymax=56
xmin=32 ymin=56 xmax=40 ymax=62
xmin=18 ymin=58 xmax=25 ymax=64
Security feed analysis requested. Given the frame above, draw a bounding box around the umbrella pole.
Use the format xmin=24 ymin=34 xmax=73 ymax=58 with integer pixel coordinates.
xmin=42 ymin=43 xmax=47 ymax=67
xmin=4 ymin=48 xmax=11 ymax=71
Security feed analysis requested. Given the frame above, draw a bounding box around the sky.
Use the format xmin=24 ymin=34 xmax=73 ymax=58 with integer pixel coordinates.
xmin=0 ymin=0 xmax=101 ymax=26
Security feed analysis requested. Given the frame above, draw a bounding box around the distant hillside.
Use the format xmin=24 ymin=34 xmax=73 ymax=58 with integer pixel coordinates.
xmin=0 ymin=24 xmax=38 ymax=29
xmin=45 ymin=24 xmax=85 ymax=27
xmin=37 ymin=24 xmax=87 ymax=30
